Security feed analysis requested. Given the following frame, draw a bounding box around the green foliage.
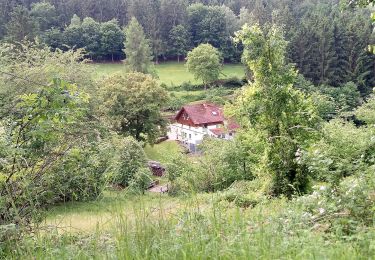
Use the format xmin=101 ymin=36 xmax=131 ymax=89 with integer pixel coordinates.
xmin=167 ymin=137 xmax=257 ymax=194
xmin=30 ymin=2 xmax=57 ymax=32
xmin=355 ymin=94 xmax=375 ymax=124
xmin=232 ymin=24 xmax=320 ymax=197
xmin=198 ymin=138 xmax=254 ymax=191
xmin=319 ymin=82 xmax=362 ymax=114
xmin=107 ymin=136 xmax=150 ymax=188
xmin=63 ymin=14 xmax=84 ymax=49
xmin=0 ymin=41 xmax=94 ymax=118
xmin=99 ymin=72 xmax=168 ymax=144
xmin=168 ymin=25 xmax=189 ymax=62
xmin=81 ymin=17 xmax=101 ymax=59
xmin=186 ymin=43 xmax=222 ymax=88
xmin=297 ymin=76 xmax=363 ymax=118
xmin=0 ymin=79 xmax=104 ymax=226
xmin=303 ymin=118 xmax=375 ymax=183
xmin=128 ymin=168 xmax=153 ymax=194
xmin=296 ymin=169 xmax=375 ymax=239
xmin=123 ymin=17 xmax=154 ymax=74
xmin=5 ymin=5 xmax=38 ymax=42
xmin=99 ymin=19 xmax=124 ymax=61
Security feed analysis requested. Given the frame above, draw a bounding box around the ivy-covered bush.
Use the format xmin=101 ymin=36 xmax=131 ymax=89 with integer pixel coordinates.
xmin=107 ymin=136 xmax=152 ymax=189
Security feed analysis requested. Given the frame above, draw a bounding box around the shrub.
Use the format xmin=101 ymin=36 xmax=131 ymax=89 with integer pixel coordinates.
xmin=51 ymin=146 xmax=106 ymax=202
xmin=295 ymin=168 xmax=375 ymax=238
xmin=0 ymin=79 xmax=107 ymax=228
xmin=128 ymin=168 xmax=153 ymax=194
xmin=303 ymin=119 xmax=375 ymax=183
xmin=108 ymin=136 xmax=151 ymax=188
xmin=218 ymin=180 xmax=269 ymax=208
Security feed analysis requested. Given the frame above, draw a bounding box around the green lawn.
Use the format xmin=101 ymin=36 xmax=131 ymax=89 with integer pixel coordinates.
xmin=144 ymin=140 xmax=183 ymax=164
xmin=91 ymin=61 xmax=245 ymax=86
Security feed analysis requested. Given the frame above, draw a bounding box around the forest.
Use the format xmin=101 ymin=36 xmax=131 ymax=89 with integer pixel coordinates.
xmin=1 ymin=0 xmax=374 ymax=93
xmin=0 ymin=0 xmax=374 ymax=259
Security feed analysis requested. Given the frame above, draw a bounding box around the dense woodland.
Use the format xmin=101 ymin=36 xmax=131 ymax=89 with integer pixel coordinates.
xmin=0 ymin=0 xmax=374 ymax=258
xmin=1 ymin=0 xmax=374 ymax=94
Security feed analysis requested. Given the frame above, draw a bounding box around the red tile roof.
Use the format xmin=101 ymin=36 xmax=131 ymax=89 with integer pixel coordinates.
xmin=209 ymin=121 xmax=240 ymax=136
xmin=175 ymin=103 xmax=225 ymax=125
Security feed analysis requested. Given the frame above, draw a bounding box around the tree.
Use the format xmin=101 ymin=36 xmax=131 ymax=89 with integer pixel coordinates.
xmin=187 ymin=4 xmax=230 ymax=57
xmin=355 ymin=94 xmax=375 ymax=124
xmin=231 ymin=24 xmax=320 ymax=197
xmin=63 ymin=14 xmax=84 ymax=49
xmin=30 ymin=2 xmax=57 ymax=32
xmin=186 ymin=43 xmax=222 ymax=88
xmin=100 ymin=19 xmax=124 ymax=61
xmin=169 ymin=25 xmax=189 ymax=62
xmin=81 ymin=17 xmax=101 ymax=59
xmin=5 ymin=5 xmax=38 ymax=42
xmin=123 ymin=17 xmax=154 ymax=74
xmin=99 ymin=72 xmax=168 ymax=144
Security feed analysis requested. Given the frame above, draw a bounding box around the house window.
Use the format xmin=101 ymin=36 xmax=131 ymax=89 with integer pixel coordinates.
xmin=189 ymin=134 xmax=192 ymax=139
xmin=203 ymin=124 xmax=208 ymax=128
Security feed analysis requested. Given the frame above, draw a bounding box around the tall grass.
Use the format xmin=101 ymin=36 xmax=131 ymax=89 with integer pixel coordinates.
xmin=2 ymin=193 xmax=373 ymax=259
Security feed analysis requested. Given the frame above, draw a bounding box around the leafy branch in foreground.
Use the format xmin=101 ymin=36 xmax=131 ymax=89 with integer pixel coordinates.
xmin=0 ymin=79 xmax=103 ymax=227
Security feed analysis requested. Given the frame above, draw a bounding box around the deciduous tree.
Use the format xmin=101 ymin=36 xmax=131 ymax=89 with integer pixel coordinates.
xmin=99 ymin=72 xmax=168 ymax=144
xmin=169 ymin=25 xmax=189 ymax=62
xmin=186 ymin=43 xmax=222 ymax=88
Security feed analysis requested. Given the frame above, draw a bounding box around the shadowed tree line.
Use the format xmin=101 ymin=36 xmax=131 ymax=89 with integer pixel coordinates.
xmin=0 ymin=0 xmax=373 ymax=95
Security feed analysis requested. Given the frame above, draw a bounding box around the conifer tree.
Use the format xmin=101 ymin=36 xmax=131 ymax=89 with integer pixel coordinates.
xmin=123 ymin=17 xmax=154 ymax=74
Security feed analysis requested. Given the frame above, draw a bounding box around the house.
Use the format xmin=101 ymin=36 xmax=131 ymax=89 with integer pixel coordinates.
xmin=167 ymin=103 xmax=239 ymax=152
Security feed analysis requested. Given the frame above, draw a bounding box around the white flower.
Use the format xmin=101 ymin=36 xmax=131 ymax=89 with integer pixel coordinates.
xmin=319 ymin=186 xmax=326 ymax=191
xmin=319 ymin=208 xmax=325 ymax=214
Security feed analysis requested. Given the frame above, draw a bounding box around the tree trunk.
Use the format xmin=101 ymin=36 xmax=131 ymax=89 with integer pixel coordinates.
xmin=177 ymin=55 xmax=180 ymax=63
xmin=112 ymin=53 xmax=114 ymax=62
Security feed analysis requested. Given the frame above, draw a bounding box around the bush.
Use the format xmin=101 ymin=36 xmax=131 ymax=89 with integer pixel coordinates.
xmin=128 ymin=168 xmax=153 ymax=194
xmin=295 ymin=168 xmax=375 ymax=238
xmin=303 ymin=119 xmax=375 ymax=183
xmin=107 ymin=136 xmax=152 ymax=188
xmin=0 ymin=79 xmax=107 ymax=227
xmin=52 ymin=146 xmax=106 ymax=202
xmin=217 ymin=180 xmax=269 ymax=208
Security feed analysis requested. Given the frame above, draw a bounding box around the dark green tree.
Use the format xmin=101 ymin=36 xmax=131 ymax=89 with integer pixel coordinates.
xmin=100 ymin=19 xmax=124 ymax=61
xmin=169 ymin=25 xmax=189 ymax=62
xmin=30 ymin=2 xmax=58 ymax=32
xmin=81 ymin=17 xmax=101 ymax=59
xmin=63 ymin=14 xmax=84 ymax=49
xmin=5 ymin=5 xmax=38 ymax=42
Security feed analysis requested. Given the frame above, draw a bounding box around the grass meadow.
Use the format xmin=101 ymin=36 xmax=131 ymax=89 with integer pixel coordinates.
xmin=91 ymin=61 xmax=245 ymax=86
xmin=144 ymin=141 xmax=183 ymax=164
xmin=4 ymin=192 xmax=370 ymax=259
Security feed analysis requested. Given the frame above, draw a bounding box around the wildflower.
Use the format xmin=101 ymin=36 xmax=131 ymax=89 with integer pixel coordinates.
xmin=319 ymin=208 xmax=325 ymax=214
